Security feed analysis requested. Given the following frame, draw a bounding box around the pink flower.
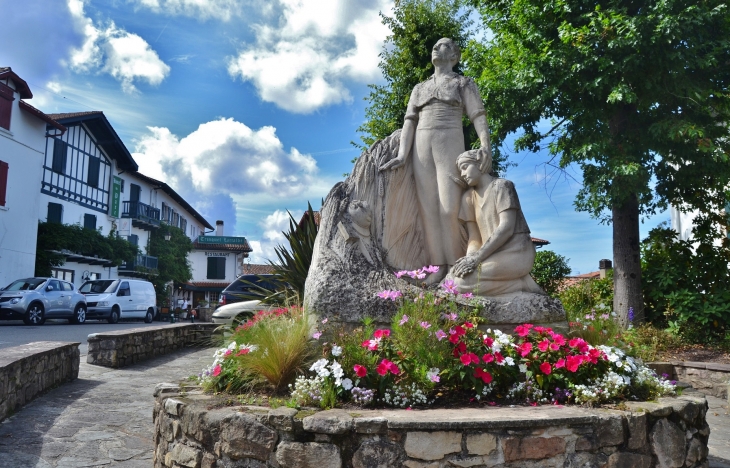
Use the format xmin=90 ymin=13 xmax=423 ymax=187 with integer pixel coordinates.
xmin=423 ymin=265 xmax=440 ymax=274
xmin=566 ymin=355 xmax=582 ymax=372
xmin=399 ymin=315 xmax=409 ymax=326
xmin=540 ymin=362 xmax=552 ymax=375
xmin=518 ymin=342 xmax=533 ymax=357
xmin=445 ymin=313 xmax=458 ymax=321
xmin=395 ymin=270 xmax=408 ymax=278
xmin=224 ymin=349 xmax=233 ymax=357
xmin=212 ymin=364 xmax=221 ymax=377
xmin=377 ymin=359 xmax=399 ymax=376
xmin=474 ymin=367 xmax=493 ymax=383
xmin=354 ymin=364 xmax=367 ymax=378
xmin=549 ymin=342 xmax=561 ymax=351
xmin=483 ymin=336 xmax=494 ymax=347
xmin=312 ymin=331 xmax=322 ymax=339
xmin=435 ymin=329 xmax=447 ymax=341
xmin=362 ymin=339 xmax=379 ymax=351
xmin=430 ymin=374 xmax=440 ymax=383
xmin=464 ymin=322 xmax=474 ymax=328
xmin=461 ymin=292 xmax=473 ymax=298
xmin=420 ymin=321 xmax=431 ymax=329
xmin=494 ymin=352 xmax=505 ymax=364
xmin=236 ymin=348 xmax=250 ymax=356
xmin=552 ymin=334 xmax=567 ymax=346
xmin=441 ymin=279 xmax=458 ymax=294
xmin=376 ymin=362 xmax=388 ymax=376
xmin=515 ymin=325 xmax=530 ymax=337
xmin=482 ymin=353 xmax=494 ymax=363
xmin=537 ymin=339 xmax=550 ymax=352
xmin=373 ymin=329 xmax=391 ymax=339
xmin=555 ymin=358 xmax=566 ymax=369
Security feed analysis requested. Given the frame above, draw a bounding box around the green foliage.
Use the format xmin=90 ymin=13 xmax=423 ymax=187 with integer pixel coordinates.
xmin=641 ymin=226 xmax=730 ymax=343
xmin=567 ymin=305 xmax=621 ymax=346
xmin=149 ymin=226 xmax=193 ymax=304
xmin=617 ymin=324 xmax=683 ymax=363
xmin=358 ymin=0 xmax=471 ymax=148
xmin=530 ymin=250 xmax=571 ymax=297
xmin=558 ymin=274 xmax=614 ymax=324
xmin=202 ymin=307 xmax=316 ymax=394
xmin=35 ymin=222 xmax=138 ymax=277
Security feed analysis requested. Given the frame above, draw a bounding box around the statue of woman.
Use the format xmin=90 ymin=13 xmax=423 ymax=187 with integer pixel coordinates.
xmin=452 ymin=149 xmax=544 ymax=297
xmin=380 ymin=38 xmax=492 ymax=284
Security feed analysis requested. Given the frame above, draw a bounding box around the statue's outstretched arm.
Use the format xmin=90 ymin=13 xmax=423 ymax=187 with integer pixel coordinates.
xmin=380 ymin=119 xmax=415 ymax=171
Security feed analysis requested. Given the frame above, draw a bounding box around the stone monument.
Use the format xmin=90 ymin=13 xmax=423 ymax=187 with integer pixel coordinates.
xmin=304 ymin=38 xmax=566 ymax=330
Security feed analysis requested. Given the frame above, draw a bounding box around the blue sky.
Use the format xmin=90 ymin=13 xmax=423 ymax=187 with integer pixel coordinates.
xmin=1 ymin=0 xmax=668 ymax=273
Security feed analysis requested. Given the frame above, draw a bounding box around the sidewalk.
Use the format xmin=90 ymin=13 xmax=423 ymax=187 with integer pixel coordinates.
xmin=0 ymin=348 xmax=213 ymax=467
xmin=0 ymin=348 xmax=728 ymax=467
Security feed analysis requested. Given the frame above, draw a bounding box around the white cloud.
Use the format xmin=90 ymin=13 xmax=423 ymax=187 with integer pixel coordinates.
xmin=131 ymin=0 xmax=246 ymax=21
xmin=247 ymin=209 xmax=303 ymax=263
xmin=67 ymin=0 xmax=170 ymax=93
xmin=228 ymin=0 xmax=391 ymax=113
xmin=132 ymin=118 xmax=319 ymax=198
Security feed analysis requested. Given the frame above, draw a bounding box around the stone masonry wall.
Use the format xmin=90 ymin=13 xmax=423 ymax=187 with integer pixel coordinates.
xmin=649 ymin=362 xmax=730 ymax=401
xmin=0 ymin=341 xmax=80 ymax=422
xmin=87 ymin=324 xmax=219 ymax=368
xmin=152 ymin=384 xmax=710 ymax=468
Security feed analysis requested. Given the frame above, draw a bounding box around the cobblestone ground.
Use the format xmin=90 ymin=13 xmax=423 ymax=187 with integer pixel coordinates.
xmin=0 ymin=348 xmax=728 ymax=467
xmin=0 ymin=348 xmax=212 ymax=467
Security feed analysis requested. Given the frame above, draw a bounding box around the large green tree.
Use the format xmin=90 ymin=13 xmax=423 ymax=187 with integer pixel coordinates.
xmin=468 ymin=0 xmax=730 ymax=325
xmin=149 ymin=226 xmax=193 ymax=304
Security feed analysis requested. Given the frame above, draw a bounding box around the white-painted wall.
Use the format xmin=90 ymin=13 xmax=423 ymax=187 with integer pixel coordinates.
xmin=189 ymin=250 xmax=244 ymax=283
xmin=0 ymin=78 xmax=46 ymax=287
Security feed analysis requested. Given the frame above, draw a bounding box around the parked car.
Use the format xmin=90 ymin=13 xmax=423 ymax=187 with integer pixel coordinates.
xmin=211 ymin=300 xmax=273 ymax=327
xmin=0 ymin=277 xmax=87 ymax=325
xmin=218 ymin=274 xmax=276 ymax=308
xmin=79 ymin=279 xmax=156 ymax=323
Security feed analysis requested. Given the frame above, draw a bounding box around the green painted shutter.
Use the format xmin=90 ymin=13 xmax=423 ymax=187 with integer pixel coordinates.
xmin=52 ymin=140 xmax=67 ymax=174
xmin=47 ymin=203 xmax=63 ymax=223
xmin=84 ymin=214 xmax=97 ymax=230
xmin=87 ymin=157 xmax=100 ymax=187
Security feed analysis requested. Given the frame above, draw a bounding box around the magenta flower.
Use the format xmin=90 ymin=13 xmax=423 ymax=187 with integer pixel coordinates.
xmin=420 ymin=321 xmax=431 ymax=329
xmin=445 ymin=312 xmax=458 ymax=321
xmin=441 ymin=279 xmax=458 ymax=294
xmin=376 ymin=290 xmax=390 ymax=299
xmin=423 ymin=265 xmax=440 ymax=274
xmin=461 ymin=292 xmax=473 ymax=298
xmin=399 ymin=314 xmax=409 ymax=326
xmin=321 ymin=318 xmax=328 ymax=324
xmin=312 ymin=331 xmax=322 ymax=339
xmin=395 ymin=270 xmax=408 ymax=278
xmin=435 ymin=329 xmax=447 ymax=341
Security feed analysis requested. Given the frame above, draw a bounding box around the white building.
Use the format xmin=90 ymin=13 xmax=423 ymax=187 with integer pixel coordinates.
xmin=0 ymin=67 xmax=66 ymax=287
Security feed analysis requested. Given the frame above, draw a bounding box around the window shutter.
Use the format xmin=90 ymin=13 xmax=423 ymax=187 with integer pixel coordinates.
xmin=87 ymin=157 xmax=100 ymax=187
xmin=207 ymin=257 xmax=226 ymax=280
xmin=52 ymin=139 xmax=67 ymax=174
xmin=0 ymin=83 xmax=13 ymax=131
xmin=84 ymin=213 xmax=97 ymax=230
xmin=128 ymin=234 xmax=138 ymax=245
xmin=217 ymin=257 xmax=226 ymax=279
xmin=47 ymin=203 xmax=63 ymax=223
xmin=130 ymin=183 xmax=141 ymax=202
xmin=0 ymin=160 xmax=8 ymax=206
xmin=207 ymin=257 xmax=216 ymax=279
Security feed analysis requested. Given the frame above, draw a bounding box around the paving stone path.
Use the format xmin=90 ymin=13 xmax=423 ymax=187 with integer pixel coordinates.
xmin=0 ymin=348 xmax=212 ymax=467
xmin=0 ymin=347 xmax=728 ymax=467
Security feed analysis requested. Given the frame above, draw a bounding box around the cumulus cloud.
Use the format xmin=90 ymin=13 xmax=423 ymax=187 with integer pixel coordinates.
xmin=247 ymin=209 xmax=303 ymax=263
xmin=131 ymin=0 xmax=246 ymax=21
xmin=67 ymin=0 xmax=170 ymax=93
xmin=228 ymin=0 xmax=391 ymax=113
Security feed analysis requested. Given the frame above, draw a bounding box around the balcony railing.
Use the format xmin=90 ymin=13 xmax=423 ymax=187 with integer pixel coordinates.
xmin=121 ymin=201 xmax=161 ymax=230
xmin=119 ymin=254 xmax=158 ymax=273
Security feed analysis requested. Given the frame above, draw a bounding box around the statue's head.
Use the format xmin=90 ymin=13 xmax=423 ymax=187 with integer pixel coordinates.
xmin=456 ymin=148 xmax=493 ymax=185
xmin=432 ymin=38 xmax=460 ymax=68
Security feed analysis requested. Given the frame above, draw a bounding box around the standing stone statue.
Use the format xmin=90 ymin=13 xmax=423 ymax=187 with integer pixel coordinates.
xmin=451 ymin=149 xmax=544 ymax=296
xmin=379 ymin=38 xmax=492 ymax=285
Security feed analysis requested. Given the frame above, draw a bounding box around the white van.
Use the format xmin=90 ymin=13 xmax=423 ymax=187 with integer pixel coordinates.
xmin=79 ymin=279 xmax=157 ymax=323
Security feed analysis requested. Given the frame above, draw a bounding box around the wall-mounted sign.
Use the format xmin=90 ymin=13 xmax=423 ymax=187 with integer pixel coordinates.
xmin=197 ymin=236 xmax=248 ymax=245
xmin=110 ymin=176 xmax=122 ymax=218
xmin=205 ymin=252 xmax=230 ymax=257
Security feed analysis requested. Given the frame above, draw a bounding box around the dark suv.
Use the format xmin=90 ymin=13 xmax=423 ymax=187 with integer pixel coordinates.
xmin=218 ymin=275 xmax=276 ymax=308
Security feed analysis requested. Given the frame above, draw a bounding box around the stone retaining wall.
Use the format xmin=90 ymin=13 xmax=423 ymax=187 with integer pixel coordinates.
xmin=649 ymin=361 xmax=730 ymax=401
xmin=152 ymin=385 xmax=710 ymax=468
xmin=87 ymin=323 xmax=219 ymax=368
xmin=0 ymin=341 xmax=80 ymax=422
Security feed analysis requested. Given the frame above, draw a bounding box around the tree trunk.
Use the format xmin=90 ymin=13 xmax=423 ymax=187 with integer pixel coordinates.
xmin=612 ymin=194 xmax=644 ymax=328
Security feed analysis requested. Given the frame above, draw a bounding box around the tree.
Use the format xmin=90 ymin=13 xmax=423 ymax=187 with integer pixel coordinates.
xmin=531 ymin=250 xmax=571 ymax=297
xmin=149 ymin=226 xmax=193 ymax=305
xmin=468 ymin=0 xmax=730 ymax=326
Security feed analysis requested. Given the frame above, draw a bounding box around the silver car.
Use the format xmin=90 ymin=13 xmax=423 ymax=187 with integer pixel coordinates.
xmin=0 ymin=277 xmax=88 ymax=325
xmin=211 ymin=300 xmax=273 ymax=327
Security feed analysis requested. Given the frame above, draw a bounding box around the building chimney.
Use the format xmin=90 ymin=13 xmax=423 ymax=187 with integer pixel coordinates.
xmin=216 ymin=220 xmax=224 ymax=236
xmin=599 ymin=259 xmax=612 ymax=279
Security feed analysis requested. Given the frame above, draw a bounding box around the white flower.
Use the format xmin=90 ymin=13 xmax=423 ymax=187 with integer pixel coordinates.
xmin=227 ymin=341 xmax=237 ymax=350
xmin=341 ymin=378 xmax=353 ymax=390
xmin=504 ymin=357 xmax=515 ymax=366
xmin=331 ymin=345 xmax=342 ymax=357
xmin=519 ymin=364 xmax=528 ymax=373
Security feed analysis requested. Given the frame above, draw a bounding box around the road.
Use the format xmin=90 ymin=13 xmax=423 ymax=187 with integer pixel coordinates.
xmin=0 ymin=318 xmax=184 ymax=355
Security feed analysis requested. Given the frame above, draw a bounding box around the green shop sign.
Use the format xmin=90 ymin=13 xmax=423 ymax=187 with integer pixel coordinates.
xmin=110 ymin=176 xmax=122 ymax=218
xmin=197 ymin=236 xmax=248 ymax=245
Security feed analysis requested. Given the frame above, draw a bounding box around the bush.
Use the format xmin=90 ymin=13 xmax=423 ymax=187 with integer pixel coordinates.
xmin=558 ymin=273 xmax=614 ymax=324
xmin=641 ymin=227 xmax=730 ymax=342
xmin=531 ymin=250 xmax=571 ymax=297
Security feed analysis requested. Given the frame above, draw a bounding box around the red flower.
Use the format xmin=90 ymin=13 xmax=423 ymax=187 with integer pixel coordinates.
xmin=449 ymin=334 xmax=461 ymax=344
xmin=494 ymin=352 xmax=505 ymax=364
xmin=518 ymin=342 xmax=533 ymax=357
xmin=464 ymin=322 xmax=474 ymax=328
xmin=537 ymin=339 xmax=550 ymax=352
xmin=483 ymin=336 xmax=494 ymax=347
xmin=540 ymin=362 xmax=552 ymax=375
xmin=474 ymin=367 xmax=493 ymax=383
xmin=354 ymin=364 xmax=367 ymax=378
xmin=514 ymin=325 xmax=530 ymax=337
xmin=568 ymin=338 xmax=581 ymax=348
xmin=376 ymin=362 xmax=388 ymax=376
xmin=549 ymin=342 xmax=561 ymax=351
xmin=452 ymin=341 xmax=467 ymax=357
xmin=555 ymin=359 xmax=566 ymax=369
xmin=373 ymin=329 xmax=391 ymax=339
xmin=236 ymin=348 xmax=250 ymax=356
xmin=454 ymin=326 xmax=466 ymax=337
xmin=552 ymin=334 xmax=566 ymax=346
xmin=566 ymin=355 xmax=582 ymax=372
xmin=534 ymin=326 xmax=546 ymax=334
xmin=388 ymin=361 xmax=400 ymax=375
xmin=460 ymin=352 xmax=479 ymax=366
xmin=482 ymin=353 xmax=494 ymax=363
xmin=212 ymin=364 xmax=222 ymax=377
xmin=376 ymin=359 xmax=400 ymax=376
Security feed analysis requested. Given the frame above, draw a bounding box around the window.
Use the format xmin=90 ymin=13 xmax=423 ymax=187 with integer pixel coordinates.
xmin=47 ymin=202 xmax=63 ymax=223
xmin=52 ymin=139 xmax=68 ymax=174
xmin=51 ymin=268 xmax=74 ymax=283
xmin=47 ymin=279 xmax=61 ymax=291
xmin=0 ymin=82 xmax=13 ymax=131
xmin=130 ymin=183 xmax=141 ymax=202
xmin=87 ymin=157 xmax=100 ymax=187
xmin=84 ymin=213 xmax=97 ymax=230
xmin=118 ymin=281 xmax=131 ymax=296
xmin=128 ymin=234 xmax=138 ymax=246
xmin=120 ymin=179 xmax=124 ymax=193
xmin=207 ymin=257 xmax=226 ymax=280
xmin=0 ymin=160 xmax=8 ymax=207
xmin=61 ymin=281 xmax=74 ymax=292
